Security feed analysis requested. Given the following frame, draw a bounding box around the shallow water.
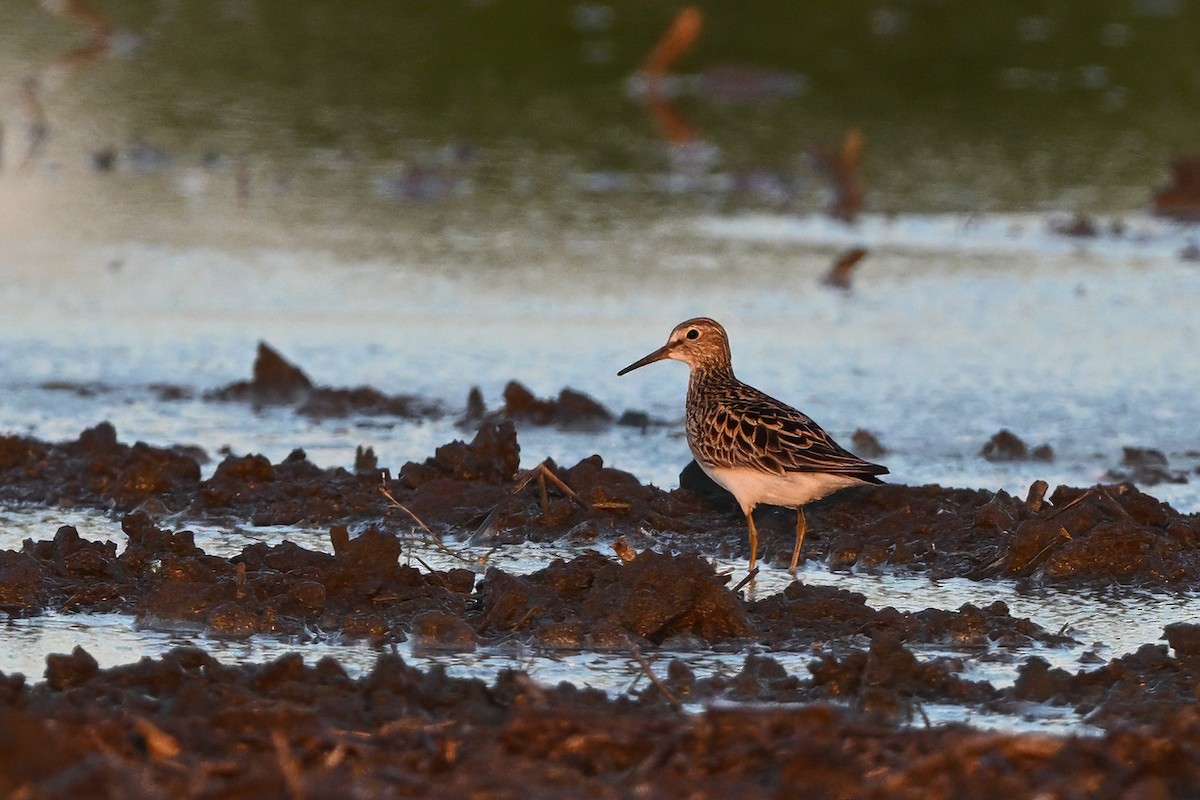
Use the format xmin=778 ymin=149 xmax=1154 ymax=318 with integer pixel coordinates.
xmin=2 ymin=214 xmax=1197 ymax=509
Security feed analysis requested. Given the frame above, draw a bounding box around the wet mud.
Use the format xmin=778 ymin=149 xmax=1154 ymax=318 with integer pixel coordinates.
xmin=1 ymin=422 xmax=1198 ymax=589
xmin=3 ymin=421 xmax=1200 ymax=795
xmin=5 ymin=642 xmax=1200 ymax=798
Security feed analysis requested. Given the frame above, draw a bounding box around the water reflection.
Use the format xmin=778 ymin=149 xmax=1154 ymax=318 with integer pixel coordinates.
xmin=2 ymin=1 xmax=1198 ymax=217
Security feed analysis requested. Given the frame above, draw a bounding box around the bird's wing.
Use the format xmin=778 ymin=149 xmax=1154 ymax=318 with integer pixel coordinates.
xmin=698 ymin=387 xmax=887 ymax=479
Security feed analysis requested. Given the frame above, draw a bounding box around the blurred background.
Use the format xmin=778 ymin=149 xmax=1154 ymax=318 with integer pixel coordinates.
xmin=3 ymin=1 xmax=1199 ymax=239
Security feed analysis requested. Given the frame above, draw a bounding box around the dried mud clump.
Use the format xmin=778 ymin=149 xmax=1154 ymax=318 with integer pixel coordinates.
xmin=851 ymin=428 xmax=887 ymax=458
xmin=1005 ymin=637 xmax=1200 ymax=728
xmin=195 ymin=447 xmax=390 ymax=526
xmin=399 ymin=421 xmax=521 ymax=487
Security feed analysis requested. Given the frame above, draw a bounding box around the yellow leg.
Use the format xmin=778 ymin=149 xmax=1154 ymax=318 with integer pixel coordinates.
xmin=745 ymin=509 xmax=758 ymax=571
xmin=789 ymin=508 xmax=807 ymax=575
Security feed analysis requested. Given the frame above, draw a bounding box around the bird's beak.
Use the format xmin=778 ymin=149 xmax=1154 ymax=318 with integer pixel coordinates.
xmin=618 ymin=343 xmax=672 ymax=376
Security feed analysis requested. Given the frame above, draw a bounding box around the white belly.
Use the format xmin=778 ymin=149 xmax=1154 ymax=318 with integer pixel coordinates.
xmin=698 ymin=461 xmax=864 ymax=513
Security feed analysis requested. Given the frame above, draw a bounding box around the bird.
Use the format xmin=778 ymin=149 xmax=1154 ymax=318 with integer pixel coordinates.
xmin=618 ymin=317 xmax=887 ymax=573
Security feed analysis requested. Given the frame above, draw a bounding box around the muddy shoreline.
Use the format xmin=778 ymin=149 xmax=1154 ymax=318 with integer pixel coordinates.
xmin=2 ymin=417 xmax=1199 ymax=796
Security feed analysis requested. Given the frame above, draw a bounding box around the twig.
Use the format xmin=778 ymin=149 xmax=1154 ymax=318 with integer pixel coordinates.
xmin=379 ymin=481 xmax=487 ymax=566
xmin=731 ymin=567 xmax=759 ymax=595
xmin=272 ymin=729 xmax=307 ymax=800
xmin=1048 ymin=487 xmax=1094 ymax=520
xmin=467 ymin=460 xmax=587 ymax=544
xmin=536 ymin=462 xmax=587 ymax=508
xmin=1097 ymin=487 xmax=1136 ymax=522
xmin=626 ymin=636 xmax=682 ymax=712
xmin=612 ymin=537 xmax=637 ymax=563
xmin=379 ymin=482 xmax=435 ymax=537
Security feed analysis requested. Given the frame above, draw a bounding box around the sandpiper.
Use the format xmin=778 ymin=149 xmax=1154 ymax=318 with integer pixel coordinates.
xmin=618 ymin=317 xmax=887 ymax=573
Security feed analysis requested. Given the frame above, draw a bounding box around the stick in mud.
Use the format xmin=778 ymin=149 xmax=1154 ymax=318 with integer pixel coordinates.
xmin=730 ymin=567 xmax=759 ymax=595
xmin=466 ymin=460 xmax=588 ymax=545
xmin=625 ymin=635 xmax=682 ymax=712
xmin=379 ymin=480 xmax=489 ymax=566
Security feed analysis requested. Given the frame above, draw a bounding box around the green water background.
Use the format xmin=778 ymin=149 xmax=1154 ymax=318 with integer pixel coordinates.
xmin=2 ymin=1 xmax=1198 ymax=240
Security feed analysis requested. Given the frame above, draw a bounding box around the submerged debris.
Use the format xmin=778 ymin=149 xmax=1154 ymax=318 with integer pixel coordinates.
xmin=207 ymin=341 xmax=439 ymax=419
xmin=851 ymin=428 xmax=887 ymax=459
xmin=981 ymin=429 xmax=1054 ymax=463
xmin=821 ymin=246 xmax=869 ymax=290
xmin=464 ymin=380 xmax=614 ymax=430
xmin=810 ymin=128 xmax=866 ymax=222
xmin=1153 ymin=156 xmax=1200 ymax=221
xmin=1106 ymin=446 xmax=1189 ymax=486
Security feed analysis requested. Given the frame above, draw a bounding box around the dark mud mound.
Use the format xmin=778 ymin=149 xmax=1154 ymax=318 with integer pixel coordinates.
xmin=0 ymin=422 xmax=201 ymax=511
xmin=798 ymin=481 xmax=1200 ymax=588
xmin=207 ymin=341 xmax=440 ymax=419
xmin=195 ymin=447 xmax=390 ymax=525
xmin=1003 ymin=640 xmax=1200 ymax=728
xmin=676 ymin=629 xmax=1200 ymax=731
xmin=979 ymin=429 xmax=1053 ymax=462
xmin=1106 ymin=446 xmax=1190 ymax=486
xmin=1154 ymin=156 xmax=1200 ymax=221
xmin=649 ymin=637 xmax=996 ymax=724
xmin=472 ymin=550 xmax=751 ymax=647
xmin=5 ymin=647 xmax=1200 ymax=798
xmin=6 ymin=514 xmax=473 ymax=637
xmin=460 ymin=380 xmax=670 ymax=432
xmin=747 ymin=582 xmax=1071 ymax=650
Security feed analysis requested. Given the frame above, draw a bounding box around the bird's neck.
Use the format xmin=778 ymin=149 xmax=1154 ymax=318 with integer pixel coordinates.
xmin=687 ymin=363 xmax=737 ymax=401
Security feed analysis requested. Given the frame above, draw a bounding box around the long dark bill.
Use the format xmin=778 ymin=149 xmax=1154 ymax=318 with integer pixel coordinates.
xmin=617 ymin=344 xmax=672 ymax=376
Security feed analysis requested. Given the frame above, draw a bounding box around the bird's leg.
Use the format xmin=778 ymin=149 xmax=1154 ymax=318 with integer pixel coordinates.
xmin=789 ymin=508 xmax=808 ymax=575
xmin=745 ymin=508 xmax=758 ymax=571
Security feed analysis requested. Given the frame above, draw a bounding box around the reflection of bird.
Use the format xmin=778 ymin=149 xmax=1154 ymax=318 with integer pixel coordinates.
xmin=18 ymin=78 xmax=49 ymax=170
xmin=16 ymin=0 xmax=116 ymax=170
xmin=811 ymin=128 xmax=866 ymax=222
xmin=822 ymin=247 xmax=869 ymax=290
xmin=640 ymin=7 xmax=703 ymax=143
xmin=1153 ymin=157 xmax=1200 ymax=222
xmin=619 ymin=318 xmax=887 ymax=573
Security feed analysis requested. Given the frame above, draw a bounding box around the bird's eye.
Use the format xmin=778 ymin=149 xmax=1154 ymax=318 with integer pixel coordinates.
xmin=686 ymin=328 xmax=699 ymax=340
